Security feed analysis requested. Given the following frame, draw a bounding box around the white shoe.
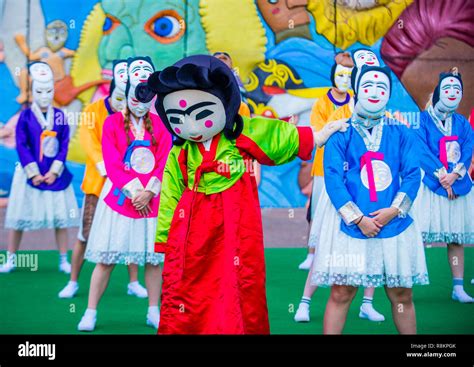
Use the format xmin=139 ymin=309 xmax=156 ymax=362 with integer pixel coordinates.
xmin=471 ymin=279 xmax=474 ymax=285
xmin=0 ymin=262 xmax=15 ymax=273
xmin=127 ymin=282 xmax=148 ymax=298
xmin=78 ymin=310 xmax=97 ymax=332
xmin=298 ymin=255 xmax=314 ymax=270
xmin=452 ymin=290 xmax=474 ymax=303
xmin=58 ymin=281 xmax=79 ymax=299
xmin=294 ymin=304 xmax=310 ymax=322
xmin=359 ymin=304 xmax=385 ymax=322
xmin=146 ymin=310 xmax=160 ymax=329
xmin=59 ymin=261 xmax=71 ymax=274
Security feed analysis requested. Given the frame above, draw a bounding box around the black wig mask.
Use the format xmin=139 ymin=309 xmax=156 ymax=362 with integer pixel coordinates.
xmin=135 ymin=54 xmax=243 ymax=145
xmin=109 ymin=59 xmax=128 ymax=112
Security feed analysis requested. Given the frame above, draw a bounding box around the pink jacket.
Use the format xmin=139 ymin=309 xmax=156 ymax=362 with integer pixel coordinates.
xmin=102 ymin=112 xmax=172 ymax=218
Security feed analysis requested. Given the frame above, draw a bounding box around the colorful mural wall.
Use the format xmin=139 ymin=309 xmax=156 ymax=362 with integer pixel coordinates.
xmin=1 ymin=0 xmax=473 ymax=207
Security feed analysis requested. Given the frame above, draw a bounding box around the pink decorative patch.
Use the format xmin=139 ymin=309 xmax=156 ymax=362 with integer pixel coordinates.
xmin=175 ymin=128 xmax=181 ymax=134
xmin=135 ymin=73 xmax=138 ymax=76
xmin=364 ymin=89 xmax=368 ymax=93
xmin=381 ymin=91 xmax=385 ymax=95
xmin=179 ymin=100 xmax=187 ymax=108
xmin=205 ymin=120 xmax=214 ymax=128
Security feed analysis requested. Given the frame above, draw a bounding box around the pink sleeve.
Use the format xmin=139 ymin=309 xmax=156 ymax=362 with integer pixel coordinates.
xmin=102 ymin=114 xmax=140 ymax=190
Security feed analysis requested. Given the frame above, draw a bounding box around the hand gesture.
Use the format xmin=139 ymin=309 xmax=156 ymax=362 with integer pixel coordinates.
xmin=369 ymin=207 xmax=399 ymax=227
xmin=357 ymin=216 xmax=382 ymax=238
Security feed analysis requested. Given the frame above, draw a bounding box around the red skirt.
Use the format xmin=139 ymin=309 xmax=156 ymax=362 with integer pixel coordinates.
xmin=158 ymin=171 xmax=270 ymax=334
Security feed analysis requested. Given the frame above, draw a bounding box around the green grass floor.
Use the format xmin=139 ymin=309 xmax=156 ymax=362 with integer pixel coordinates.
xmin=0 ymin=248 xmax=473 ymax=334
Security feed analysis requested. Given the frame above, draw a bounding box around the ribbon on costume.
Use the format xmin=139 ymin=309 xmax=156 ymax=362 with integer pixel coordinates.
xmin=39 ymin=130 xmax=57 ymax=161
xmin=113 ymin=188 xmax=127 ymax=206
xmin=360 ymin=151 xmax=384 ymax=202
xmin=439 ymin=136 xmax=458 ymax=169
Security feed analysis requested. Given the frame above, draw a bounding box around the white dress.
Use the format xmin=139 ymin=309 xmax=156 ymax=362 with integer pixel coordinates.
xmin=310 ymin=189 xmax=429 ymax=288
xmin=84 ymin=178 xmax=164 ymax=266
xmin=5 ymin=167 xmax=80 ymax=231
xmin=413 ymin=175 xmax=474 ymax=245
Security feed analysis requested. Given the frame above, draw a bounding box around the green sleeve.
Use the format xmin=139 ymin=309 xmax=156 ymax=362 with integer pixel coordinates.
xmin=155 ymin=146 xmax=185 ymax=251
xmin=236 ymin=116 xmax=314 ymax=165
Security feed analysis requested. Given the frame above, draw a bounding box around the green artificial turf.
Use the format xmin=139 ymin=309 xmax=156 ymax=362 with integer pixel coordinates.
xmin=0 ymin=248 xmax=472 ymax=334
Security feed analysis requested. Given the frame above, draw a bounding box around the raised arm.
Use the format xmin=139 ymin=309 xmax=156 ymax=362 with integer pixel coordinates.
xmin=236 ymin=115 xmax=314 ymax=165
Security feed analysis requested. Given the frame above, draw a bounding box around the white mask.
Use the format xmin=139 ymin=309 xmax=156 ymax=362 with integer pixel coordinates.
xmin=353 ymin=50 xmax=380 ymax=68
xmin=128 ymin=59 xmax=154 ymax=88
xmin=436 ymin=77 xmax=462 ymax=113
xmin=334 ymin=64 xmax=352 ymax=93
xmin=32 ymin=80 xmax=54 ymax=108
xmin=127 ymin=84 xmax=152 ymax=117
xmin=355 ymin=70 xmax=390 ymax=116
xmin=163 ymin=89 xmax=226 ymax=143
xmin=110 ymin=61 xmax=128 ymax=112
xmin=29 ymin=62 xmax=54 ymax=83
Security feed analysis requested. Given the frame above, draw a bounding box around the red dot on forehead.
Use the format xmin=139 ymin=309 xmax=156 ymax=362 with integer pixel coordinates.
xmin=140 ymin=61 xmax=143 ymax=64
xmin=450 ymin=79 xmax=453 ymax=82
xmin=374 ymin=74 xmax=378 ymax=78
xmin=179 ymin=99 xmax=187 ymax=108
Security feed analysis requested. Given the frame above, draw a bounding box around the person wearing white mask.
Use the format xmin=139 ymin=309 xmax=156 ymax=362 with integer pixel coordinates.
xmin=295 ymin=52 xmax=385 ymax=324
xmin=77 ymin=56 xmax=172 ymax=332
xmin=413 ymin=70 xmax=474 ymax=303
xmin=310 ymin=65 xmax=428 ymax=334
xmin=58 ymin=60 xmax=148 ymax=299
xmin=1 ymin=62 xmax=79 ymax=274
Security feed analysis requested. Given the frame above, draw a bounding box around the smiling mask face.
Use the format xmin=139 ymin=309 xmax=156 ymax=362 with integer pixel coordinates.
xmin=436 ymin=77 xmax=462 ymax=113
xmin=128 ymin=59 xmax=154 ymax=87
xmin=163 ymin=89 xmax=226 ymax=143
xmin=29 ymin=62 xmax=54 ymax=83
xmin=356 ymin=70 xmax=390 ymax=116
xmin=353 ymin=49 xmax=380 ymax=68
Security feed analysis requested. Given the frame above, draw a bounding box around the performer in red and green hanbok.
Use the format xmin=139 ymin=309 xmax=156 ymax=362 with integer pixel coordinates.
xmin=135 ymin=55 xmax=347 ymax=334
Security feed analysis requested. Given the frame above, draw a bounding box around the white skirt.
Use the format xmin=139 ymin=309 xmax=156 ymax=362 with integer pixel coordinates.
xmin=310 ymin=190 xmax=429 ymax=288
xmin=85 ymin=179 xmax=163 ymax=266
xmin=308 ymin=178 xmax=328 ymax=249
xmin=413 ymin=182 xmax=474 ymax=245
xmin=4 ymin=167 xmax=80 ymax=231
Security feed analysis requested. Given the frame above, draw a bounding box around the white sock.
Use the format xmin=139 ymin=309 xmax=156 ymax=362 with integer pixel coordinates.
xmin=68 ymin=281 xmax=78 ymax=287
xmin=148 ymin=306 xmax=159 ymax=314
xmin=362 ymin=296 xmax=373 ymax=306
xmin=306 ymin=254 xmax=314 ymax=260
xmin=129 ymin=281 xmax=139 ymax=286
xmin=299 ymin=296 xmax=311 ymax=309
xmin=453 ymin=278 xmax=464 ymax=293
xmin=59 ymin=253 xmax=68 ymax=264
xmin=84 ymin=308 xmax=97 ymax=318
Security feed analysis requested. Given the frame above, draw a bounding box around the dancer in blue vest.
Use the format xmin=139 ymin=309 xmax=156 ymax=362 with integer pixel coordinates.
xmin=413 ymin=70 xmax=474 ymax=303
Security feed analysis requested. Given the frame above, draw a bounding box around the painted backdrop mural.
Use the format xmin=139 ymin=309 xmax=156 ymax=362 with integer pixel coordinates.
xmin=1 ymin=0 xmax=473 ymax=207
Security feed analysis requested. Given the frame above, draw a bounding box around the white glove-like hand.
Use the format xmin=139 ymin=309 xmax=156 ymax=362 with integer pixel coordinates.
xmin=313 ymin=118 xmax=349 ymax=148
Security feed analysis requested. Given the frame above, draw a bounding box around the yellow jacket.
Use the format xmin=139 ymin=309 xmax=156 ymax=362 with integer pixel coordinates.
xmin=310 ymin=92 xmax=352 ymax=177
xmin=80 ymin=98 xmax=110 ymax=196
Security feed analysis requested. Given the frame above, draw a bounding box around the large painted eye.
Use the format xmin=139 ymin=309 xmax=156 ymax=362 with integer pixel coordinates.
xmin=169 ymin=116 xmax=184 ymax=124
xmin=268 ymin=0 xmax=279 ymax=4
xmin=103 ymin=14 xmax=120 ymax=35
xmin=145 ymin=10 xmax=185 ymax=44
